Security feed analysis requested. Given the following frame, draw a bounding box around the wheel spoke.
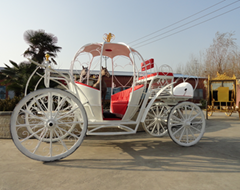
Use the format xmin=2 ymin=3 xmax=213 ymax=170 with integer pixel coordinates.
xmin=184 ymin=105 xmax=188 ymax=119
xmin=20 ymin=127 xmax=46 ymax=143
xmin=188 ymin=127 xmax=196 ymax=140
xmin=177 ymin=108 xmax=185 ymax=119
xmin=50 ymin=129 xmax=53 ymax=157
xmin=59 ymin=105 xmax=73 ymax=112
xmin=20 ymin=109 xmax=45 ymax=121
xmin=33 ymin=128 xmax=48 ymax=154
xmin=156 ymin=123 xmax=160 ymax=135
xmin=15 ymin=122 xmax=44 ymax=128
xmin=47 ymin=92 xmax=53 ymax=118
xmin=151 ymin=123 xmax=157 ymax=134
xmin=146 ymin=120 xmax=156 ymax=129
xmin=191 ymin=121 xmax=203 ymax=125
xmin=150 ymin=107 xmax=157 ymax=116
xmin=159 ymin=122 xmax=166 ymax=132
xmin=56 ymin=125 xmax=80 ymax=139
xmin=171 ymin=114 xmax=183 ymax=122
xmin=39 ymin=98 xmax=48 ymax=111
xmin=178 ymin=127 xmax=185 ymax=142
xmin=170 ymin=122 xmax=184 ymax=127
xmin=54 ymin=129 xmax=68 ymax=151
xmin=156 ymin=105 xmax=159 ymax=115
xmin=190 ymin=125 xmax=201 ymax=133
xmin=147 ymin=112 xmax=155 ymax=118
xmin=190 ymin=112 xmax=201 ymax=121
xmin=159 ymin=106 xmax=164 ymax=116
xmin=53 ymin=96 xmax=68 ymax=118
xmin=172 ymin=125 xmax=184 ymax=136
xmin=56 ymin=107 xmax=79 ymax=120
xmin=34 ymin=97 xmax=47 ymax=117
xmin=54 ymin=96 xmax=66 ymax=111
xmin=187 ymin=106 xmax=194 ymax=120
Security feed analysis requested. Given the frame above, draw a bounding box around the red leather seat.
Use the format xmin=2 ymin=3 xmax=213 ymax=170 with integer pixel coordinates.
xmin=111 ymin=85 xmax=144 ymax=115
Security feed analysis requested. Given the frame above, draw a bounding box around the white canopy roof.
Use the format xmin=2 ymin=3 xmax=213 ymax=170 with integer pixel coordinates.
xmin=80 ymin=42 xmax=139 ymax=59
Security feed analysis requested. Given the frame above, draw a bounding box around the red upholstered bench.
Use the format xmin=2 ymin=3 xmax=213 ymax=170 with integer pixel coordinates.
xmin=110 ymin=85 xmax=144 ymax=115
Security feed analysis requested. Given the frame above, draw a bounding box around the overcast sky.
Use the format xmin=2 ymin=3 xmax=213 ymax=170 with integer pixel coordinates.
xmin=0 ymin=0 xmax=239 ymax=71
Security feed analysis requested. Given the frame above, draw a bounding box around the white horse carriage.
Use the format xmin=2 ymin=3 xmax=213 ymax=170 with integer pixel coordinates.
xmin=10 ymin=34 xmax=206 ymax=161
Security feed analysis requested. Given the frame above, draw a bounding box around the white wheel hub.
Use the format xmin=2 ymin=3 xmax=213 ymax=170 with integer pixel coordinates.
xmin=46 ymin=119 xmax=56 ymax=128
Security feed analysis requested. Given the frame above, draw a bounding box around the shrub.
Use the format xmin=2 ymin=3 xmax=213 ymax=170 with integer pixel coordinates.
xmin=200 ymin=99 xmax=207 ymax=109
xmin=0 ymin=96 xmax=23 ymax=111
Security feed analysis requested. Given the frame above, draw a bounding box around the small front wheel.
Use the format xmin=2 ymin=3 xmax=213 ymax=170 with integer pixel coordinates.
xmin=168 ymin=102 xmax=205 ymax=147
xmin=143 ymin=102 xmax=170 ymax=137
xmin=11 ymin=88 xmax=88 ymax=162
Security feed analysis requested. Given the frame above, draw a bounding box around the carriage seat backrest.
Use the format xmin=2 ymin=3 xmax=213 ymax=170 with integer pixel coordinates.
xmin=217 ymin=87 xmax=229 ymax=102
xmin=141 ymin=58 xmax=154 ymax=71
xmin=111 ymin=85 xmax=144 ymax=115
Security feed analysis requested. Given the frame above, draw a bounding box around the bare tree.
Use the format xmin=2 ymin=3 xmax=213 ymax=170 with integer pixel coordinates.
xmin=178 ymin=32 xmax=240 ymax=78
xmin=177 ymin=53 xmax=204 ymax=77
xmin=175 ymin=63 xmax=184 ymax=74
xmin=204 ymin=32 xmax=237 ymax=77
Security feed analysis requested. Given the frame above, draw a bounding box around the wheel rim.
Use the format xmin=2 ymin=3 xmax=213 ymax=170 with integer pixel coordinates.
xmin=143 ymin=103 xmax=169 ymax=137
xmin=168 ymin=102 xmax=205 ymax=146
xmin=11 ymin=89 xmax=88 ymax=161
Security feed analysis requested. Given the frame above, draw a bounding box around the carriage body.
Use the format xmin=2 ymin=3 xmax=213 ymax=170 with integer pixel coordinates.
xmin=206 ymin=73 xmax=240 ymax=118
xmin=10 ymin=38 xmax=206 ymax=161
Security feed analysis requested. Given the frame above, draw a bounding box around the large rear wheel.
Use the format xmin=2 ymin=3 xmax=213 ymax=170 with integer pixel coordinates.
xmin=168 ymin=102 xmax=205 ymax=146
xmin=11 ymin=88 xmax=88 ymax=162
